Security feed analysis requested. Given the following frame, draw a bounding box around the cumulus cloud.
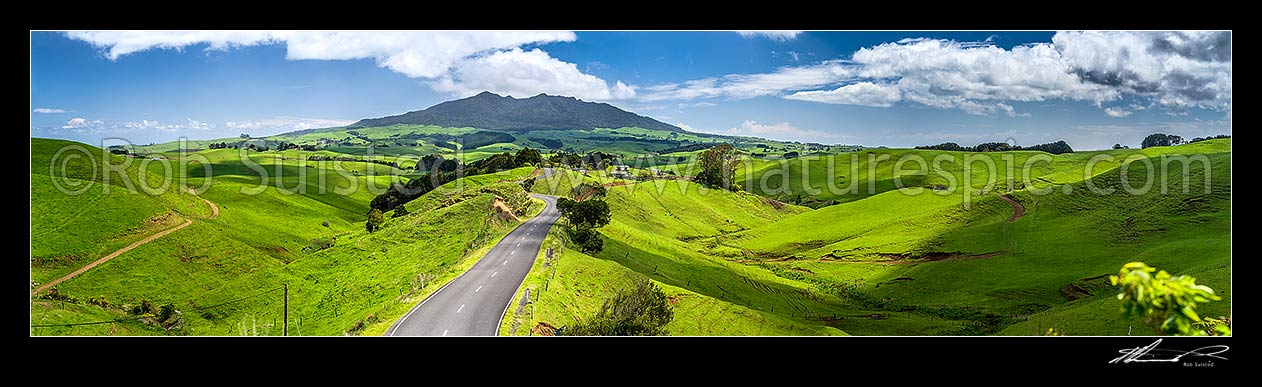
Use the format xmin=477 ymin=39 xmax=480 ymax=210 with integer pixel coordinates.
xmin=736 ymin=31 xmax=802 ymax=41
xmin=122 ymin=119 xmax=161 ymax=129
xmin=430 ymin=48 xmax=636 ymax=100
xmin=33 ymin=108 xmax=68 ymax=113
xmin=65 ymin=31 xmax=634 ymax=101
xmin=1104 ymin=107 xmax=1133 ymax=118
xmin=784 ymin=82 xmax=901 ymax=107
xmin=182 ymin=118 xmax=212 ymax=130
xmin=724 ymin=120 xmax=833 ymax=141
xmin=650 ymin=32 xmax=1230 ymax=117
xmin=847 ymin=38 xmax=1118 ymax=116
xmin=1052 ymin=31 xmax=1231 ymax=112
xmin=62 ymin=117 xmax=101 ymax=128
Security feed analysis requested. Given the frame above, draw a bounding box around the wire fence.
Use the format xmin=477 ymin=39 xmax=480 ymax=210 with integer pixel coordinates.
xmin=31 ymin=285 xmax=289 ymax=335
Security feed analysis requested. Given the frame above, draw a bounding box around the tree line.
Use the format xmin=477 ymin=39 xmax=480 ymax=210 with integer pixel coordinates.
xmin=915 ymin=140 xmax=1074 ymax=154
xmin=367 ymin=147 xmax=544 ymax=215
xmin=306 ymin=155 xmax=402 ymax=169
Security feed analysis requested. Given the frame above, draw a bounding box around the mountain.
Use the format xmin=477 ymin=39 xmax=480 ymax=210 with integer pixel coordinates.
xmin=348 ymin=91 xmax=684 ymax=133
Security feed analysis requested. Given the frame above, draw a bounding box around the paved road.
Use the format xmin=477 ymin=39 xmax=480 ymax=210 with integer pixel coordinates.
xmin=386 ymin=192 xmax=560 ymax=336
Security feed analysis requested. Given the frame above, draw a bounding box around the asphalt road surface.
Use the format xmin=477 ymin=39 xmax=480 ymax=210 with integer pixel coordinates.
xmin=386 ymin=192 xmax=560 ymax=336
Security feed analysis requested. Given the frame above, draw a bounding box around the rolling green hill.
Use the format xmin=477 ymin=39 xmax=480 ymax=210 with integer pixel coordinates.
xmin=31 ymin=139 xmax=212 ymax=285
xmin=31 ymin=137 xmax=543 ymax=335
xmin=30 ymin=133 xmax=1231 ymax=336
xmin=507 ymin=139 xmax=1230 ymax=335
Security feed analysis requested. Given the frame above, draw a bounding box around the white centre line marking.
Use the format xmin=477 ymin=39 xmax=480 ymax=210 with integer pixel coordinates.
xmin=503 ymin=260 xmax=508 ymax=266
xmin=457 ymin=304 xmax=465 ymax=313
xmin=492 ymin=271 xmax=498 ymax=277
xmin=475 ymin=286 xmax=482 ymax=292
xmin=443 ymin=330 xmax=449 ymax=336
xmin=516 ymin=243 xmax=521 ymax=247
xmin=510 ymin=251 xmax=515 ymax=255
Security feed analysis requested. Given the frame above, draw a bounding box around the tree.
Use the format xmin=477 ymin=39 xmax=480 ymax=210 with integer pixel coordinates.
xmin=556 ymin=198 xmax=611 ymax=229
xmin=391 ymin=205 xmax=409 ymax=218
xmin=240 ymin=133 xmax=251 ymax=139
xmin=520 ymin=177 xmax=536 ymax=192
xmin=1113 ymin=143 xmax=1125 ymax=150
xmin=915 ymin=142 xmax=965 ymax=151
xmin=557 ymin=197 xmax=611 ymax=254
xmin=972 ymin=142 xmax=1015 ymax=152
xmin=566 ymin=226 xmax=604 ymax=254
xmin=514 ymin=147 xmax=543 ymax=166
xmin=366 ymin=209 xmax=384 ymax=233
xmin=562 ymin=280 xmax=674 ymax=336
xmin=1111 ymin=262 xmax=1229 ymax=336
xmin=1188 ymin=134 xmax=1231 ymax=144
xmin=1141 ymin=133 xmax=1185 ymax=149
xmin=571 ymin=182 xmax=606 ymax=200
xmin=1024 ymin=140 xmax=1074 ymax=154
xmin=695 ymin=144 xmax=740 ymax=190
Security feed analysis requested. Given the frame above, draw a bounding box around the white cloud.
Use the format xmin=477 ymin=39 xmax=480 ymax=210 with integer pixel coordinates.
xmin=648 ymin=32 xmax=1230 ymax=117
xmin=736 ymin=31 xmax=802 ymax=41
xmin=62 ymin=117 xmax=101 ymax=128
xmin=116 ymin=118 xmax=214 ymax=132
xmin=848 ymin=38 xmax=1116 ymax=116
xmin=785 ymin=82 xmax=901 ymax=107
xmin=64 ymin=31 xmax=637 ymax=101
xmin=677 ymin=102 xmax=717 ymax=108
xmin=122 ymin=120 xmax=160 ymax=129
xmin=430 ymin=48 xmax=635 ymax=100
xmin=724 ymin=120 xmax=833 ymax=141
xmin=674 ymin=122 xmax=696 ymax=132
xmin=33 ymin=108 xmax=68 ymax=113
xmin=640 ymin=61 xmax=855 ymax=101
xmin=788 ymin=51 xmax=800 ymax=62
xmin=65 ymin=31 xmax=281 ymax=60
xmin=182 ymin=118 xmax=212 ymax=130
xmin=225 ymin=117 xmax=353 ymax=132
xmin=1104 ymin=107 xmax=1133 ymax=118
xmin=1052 ymin=31 xmax=1231 ymax=112
xmin=66 ymin=31 xmax=574 ymax=78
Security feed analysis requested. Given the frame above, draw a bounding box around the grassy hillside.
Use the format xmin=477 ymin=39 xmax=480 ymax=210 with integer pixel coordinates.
xmin=511 ymin=140 xmax=1230 ymax=335
xmin=31 ymin=134 xmax=1230 ymax=336
xmin=516 ymin=177 xmax=972 ymax=335
xmin=31 ymin=136 xmax=541 ymax=335
xmin=31 ymin=139 xmax=212 ymax=285
xmin=738 ymin=140 xmax=1231 ymax=207
xmin=724 ymin=140 xmax=1231 ymax=334
xmin=501 ymin=227 xmax=847 ymax=336
xmin=133 ymin=123 xmax=848 ymax=165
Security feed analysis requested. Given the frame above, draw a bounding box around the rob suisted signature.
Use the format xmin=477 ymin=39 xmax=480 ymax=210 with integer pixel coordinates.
xmin=1110 ymin=339 xmax=1229 ymax=364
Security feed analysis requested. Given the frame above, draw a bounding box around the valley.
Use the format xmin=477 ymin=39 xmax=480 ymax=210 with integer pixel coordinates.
xmin=30 ymin=96 xmax=1231 ymax=336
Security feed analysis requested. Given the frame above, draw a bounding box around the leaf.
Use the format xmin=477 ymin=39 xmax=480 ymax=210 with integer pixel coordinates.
xmin=1181 ymin=305 xmax=1200 ymax=322
xmin=1215 ymin=324 xmax=1231 ymax=336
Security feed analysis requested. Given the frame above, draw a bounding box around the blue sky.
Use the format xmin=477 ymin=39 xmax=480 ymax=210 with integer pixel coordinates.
xmin=30 ymin=31 xmax=1231 ymax=150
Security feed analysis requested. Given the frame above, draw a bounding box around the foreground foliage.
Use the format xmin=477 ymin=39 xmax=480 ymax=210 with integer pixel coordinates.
xmin=1111 ymin=262 xmax=1229 ymax=336
xmin=563 ymin=280 xmax=673 ymax=336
